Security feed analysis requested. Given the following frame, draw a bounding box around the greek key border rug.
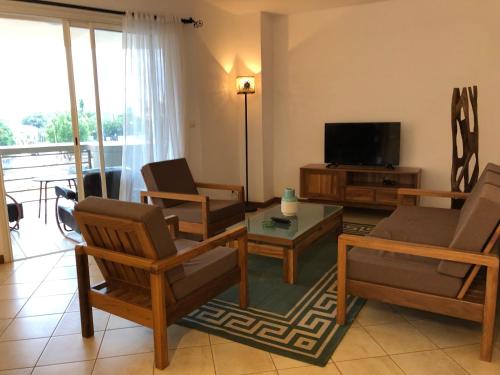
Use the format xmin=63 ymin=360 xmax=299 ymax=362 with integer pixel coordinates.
xmin=179 ymin=222 xmax=374 ymax=366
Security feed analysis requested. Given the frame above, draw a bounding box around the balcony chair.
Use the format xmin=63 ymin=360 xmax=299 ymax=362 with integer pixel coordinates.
xmin=55 ymin=167 xmax=121 ymax=239
xmin=141 ymin=158 xmax=245 ymax=239
xmin=73 ymin=197 xmax=248 ymax=369
xmin=337 ymin=162 xmax=500 ymax=362
xmin=6 ymin=194 xmax=23 ymax=231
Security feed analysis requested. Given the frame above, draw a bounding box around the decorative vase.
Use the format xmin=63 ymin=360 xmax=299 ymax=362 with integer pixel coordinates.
xmin=281 ymin=187 xmax=298 ymax=216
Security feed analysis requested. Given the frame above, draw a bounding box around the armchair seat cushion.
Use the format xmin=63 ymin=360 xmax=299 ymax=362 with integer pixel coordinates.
xmin=162 ymin=200 xmax=245 ymax=224
xmin=58 ymin=204 xmax=79 ymax=232
xmin=171 ymin=239 xmax=238 ymax=299
xmin=347 ymin=246 xmax=463 ymax=297
xmin=370 ymin=205 xmax=460 ymax=247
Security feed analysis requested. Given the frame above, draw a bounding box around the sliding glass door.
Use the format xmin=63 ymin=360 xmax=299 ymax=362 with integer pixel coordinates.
xmin=0 ymin=16 xmax=124 ymax=261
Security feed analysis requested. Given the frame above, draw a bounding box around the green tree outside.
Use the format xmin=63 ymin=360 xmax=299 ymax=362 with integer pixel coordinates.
xmin=21 ymin=113 xmax=47 ymax=128
xmin=0 ymin=121 xmax=15 ymax=146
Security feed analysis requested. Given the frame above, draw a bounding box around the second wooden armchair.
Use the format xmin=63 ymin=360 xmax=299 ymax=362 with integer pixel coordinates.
xmin=141 ymin=158 xmax=245 ymax=239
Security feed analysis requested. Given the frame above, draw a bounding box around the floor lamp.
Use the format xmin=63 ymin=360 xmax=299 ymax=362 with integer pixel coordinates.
xmin=236 ymin=76 xmax=257 ymax=212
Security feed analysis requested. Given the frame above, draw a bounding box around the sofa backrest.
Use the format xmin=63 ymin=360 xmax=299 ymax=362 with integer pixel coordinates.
xmin=141 ymin=158 xmax=198 ymax=208
xmin=438 ymin=170 xmax=500 ymax=278
xmin=74 ymin=197 xmax=183 ymax=288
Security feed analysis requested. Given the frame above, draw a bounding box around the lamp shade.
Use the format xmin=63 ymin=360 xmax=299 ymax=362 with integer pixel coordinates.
xmin=236 ymin=76 xmax=256 ymax=94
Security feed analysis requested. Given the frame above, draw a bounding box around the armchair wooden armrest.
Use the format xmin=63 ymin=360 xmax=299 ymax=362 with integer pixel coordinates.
xmin=398 ymin=188 xmax=470 ymax=200
xmin=195 ymin=182 xmax=244 ymax=202
xmin=337 ymin=234 xmax=498 ymax=267
xmin=140 ymin=190 xmax=208 ymax=204
xmin=152 ymin=226 xmax=247 ymax=272
xmin=164 ymin=215 xmax=179 ymax=239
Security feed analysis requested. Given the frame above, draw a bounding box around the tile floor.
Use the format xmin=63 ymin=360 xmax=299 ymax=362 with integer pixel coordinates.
xmin=0 ymin=208 xmax=499 ymax=374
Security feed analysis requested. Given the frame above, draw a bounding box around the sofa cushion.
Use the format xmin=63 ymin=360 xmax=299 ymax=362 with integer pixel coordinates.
xmin=141 ymin=158 xmax=198 ymax=208
xmin=171 ymin=244 xmax=238 ymax=299
xmin=348 ymin=246 xmax=463 ymax=298
xmin=477 ymin=163 xmax=500 ymax=187
xmin=438 ymin=183 xmax=500 ymax=277
xmin=369 ymin=205 xmax=460 ymax=247
xmin=162 ymin=199 xmax=245 ymax=224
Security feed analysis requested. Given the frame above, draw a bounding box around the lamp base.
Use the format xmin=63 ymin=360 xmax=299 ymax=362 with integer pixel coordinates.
xmin=245 ymin=202 xmax=257 ymax=213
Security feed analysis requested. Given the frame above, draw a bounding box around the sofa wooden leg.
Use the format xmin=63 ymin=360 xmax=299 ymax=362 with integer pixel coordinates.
xmin=238 ymin=235 xmax=248 ymax=309
xmin=151 ymin=273 xmax=168 ymax=369
xmin=336 ymin=237 xmax=347 ymax=325
xmin=75 ymin=249 xmax=94 ymax=337
xmin=480 ymin=265 xmax=498 ymax=361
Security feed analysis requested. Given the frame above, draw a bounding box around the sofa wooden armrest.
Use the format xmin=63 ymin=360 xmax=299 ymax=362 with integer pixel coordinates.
xmin=398 ymin=188 xmax=470 ymax=200
xmin=163 ymin=215 xmax=179 ymax=238
xmin=140 ymin=190 xmax=208 ymax=204
xmin=195 ymin=182 xmax=244 ymax=202
xmin=337 ymin=234 xmax=499 ymax=267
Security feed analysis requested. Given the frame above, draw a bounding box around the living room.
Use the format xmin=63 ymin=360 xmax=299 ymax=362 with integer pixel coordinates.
xmin=0 ymin=0 xmax=499 ymax=374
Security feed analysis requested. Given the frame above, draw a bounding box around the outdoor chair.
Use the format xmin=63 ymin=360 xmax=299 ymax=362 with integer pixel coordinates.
xmin=55 ymin=167 xmax=121 ymax=238
xmin=73 ymin=197 xmax=248 ymax=370
xmin=337 ymin=162 xmax=500 ymax=362
xmin=141 ymin=158 xmax=245 ymax=239
xmin=6 ymin=194 xmax=23 ymax=231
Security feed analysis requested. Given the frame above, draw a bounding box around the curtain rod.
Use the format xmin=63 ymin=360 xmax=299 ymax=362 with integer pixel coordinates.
xmin=14 ymin=0 xmax=204 ymax=27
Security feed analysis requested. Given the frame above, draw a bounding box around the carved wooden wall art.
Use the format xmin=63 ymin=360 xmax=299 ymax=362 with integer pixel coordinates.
xmin=451 ymin=86 xmax=479 ymax=209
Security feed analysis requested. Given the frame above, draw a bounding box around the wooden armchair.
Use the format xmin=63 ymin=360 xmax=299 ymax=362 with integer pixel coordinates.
xmin=337 ymin=165 xmax=500 ymax=362
xmin=141 ymin=158 xmax=245 ymax=239
xmin=73 ymin=197 xmax=248 ymax=369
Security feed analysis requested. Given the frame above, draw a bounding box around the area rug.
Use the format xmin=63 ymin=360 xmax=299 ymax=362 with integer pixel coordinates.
xmin=179 ymin=223 xmax=374 ymax=366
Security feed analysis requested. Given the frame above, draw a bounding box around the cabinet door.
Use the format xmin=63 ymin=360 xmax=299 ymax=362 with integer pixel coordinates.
xmin=301 ymin=171 xmax=343 ymax=200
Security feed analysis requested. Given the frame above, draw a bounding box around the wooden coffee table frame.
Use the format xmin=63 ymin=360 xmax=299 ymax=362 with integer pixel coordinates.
xmin=245 ymin=208 xmax=343 ymax=284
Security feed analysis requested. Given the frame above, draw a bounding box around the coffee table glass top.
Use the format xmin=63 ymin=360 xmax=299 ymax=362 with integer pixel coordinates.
xmin=241 ymin=202 xmax=342 ymax=241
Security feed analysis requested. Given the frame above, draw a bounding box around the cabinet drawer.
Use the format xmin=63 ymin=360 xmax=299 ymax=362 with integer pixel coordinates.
xmin=345 ymin=187 xmax=375 ymax=202
xmin=375 ymin=189 xmax=398 ymax=205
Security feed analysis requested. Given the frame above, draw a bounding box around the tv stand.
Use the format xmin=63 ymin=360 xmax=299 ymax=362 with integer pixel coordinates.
xmin=300 ymin=164 xmax=421 ymax=209
xmin=326 ymin=162 xmax=338 ymax=169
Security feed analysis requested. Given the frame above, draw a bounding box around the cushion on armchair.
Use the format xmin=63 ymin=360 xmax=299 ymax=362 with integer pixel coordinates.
xmin=141 ymin=158 xmax=199 ymax=208
xmin=161 ymin=200 xmax=245 ymax=224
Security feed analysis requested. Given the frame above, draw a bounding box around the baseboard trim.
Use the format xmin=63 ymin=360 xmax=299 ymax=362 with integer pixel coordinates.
xmin=248 ymin=197 xmax=280 ymax=208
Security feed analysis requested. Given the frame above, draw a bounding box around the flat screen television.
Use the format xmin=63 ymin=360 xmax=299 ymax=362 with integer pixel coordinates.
xmin=324 ymin=122 xmax=400 ymax=167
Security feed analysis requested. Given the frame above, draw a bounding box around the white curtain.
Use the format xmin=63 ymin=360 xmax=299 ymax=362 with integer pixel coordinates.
xmin=120 ymin=12 xmax=185 ymax=202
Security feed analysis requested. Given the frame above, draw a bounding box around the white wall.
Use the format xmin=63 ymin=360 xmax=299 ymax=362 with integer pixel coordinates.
xmin=272 ymin=0 xmax=500 ymax=200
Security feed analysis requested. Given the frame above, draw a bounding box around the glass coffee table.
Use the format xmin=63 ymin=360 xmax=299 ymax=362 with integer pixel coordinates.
xmin=239 ymin=202 xmax=343 ymax=284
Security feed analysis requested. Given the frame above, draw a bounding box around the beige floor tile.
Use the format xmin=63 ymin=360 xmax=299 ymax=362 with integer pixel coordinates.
xmin=18 ymin=294 xmax=73 ymax=317
xmin=0 ymin=369 xmax=32 ymax=375
xmin=335 ymin=356 xmax=404 ymax=375
xmin=0 ymin=338 xmax=48 ymax=371
xmin=445 ymin=344 xmax=500 ymax=375
xmin=4 ymin=269 xmax=48 ymax=284
xmin=356 ymin=301 xmax=405 ymax=326
xmin=331 ymin=327 xmax=385 ymax=362
xmin=278 ymin=364 xmax=340 ymax=374
xmin=1 ymin=314 xmax=62 ymax=341
xmin=209 ymin=334 xmax=234 ymax=345
xmin=37 ymin=332 xmax=103 ymax=366
xmin=270 ymin=353 xmax=307 ymax=370
xmin=34 ymin=279 xmax=78 ymax=297
xmin=0 ymin=283 xmax=38 ymax=300
xmin=392 ymin=349 xmax=467 ymax=375
xmin=55 ymin=257 xmax=76 ymax=268
xmin=106 ymin=315 xmax=141 ymax=330
xmin=392 ymin=306 xmax=442 ymax=322
xmin=93 ymin=353 xmax=153 ymax=375
xmin=0 ymin=319 xmax=11 ymax=334
xmin=212 ymin=342 xmax=275 ymax=375
xmin=45 ymin=267 xmax=77 ymax=281
xmin=99 ymin=327 xmax=153 ymax=358
xmin=154 ymin=346 xmax=215 ymax=375
xmin=411 ymin=317 xmax=481 ymax=348
xmin=251 ymin=372 xmax=277 ymax=375
xmin=32 ymin=361 xmax=94 ymax=375
xmin=65 ymin=294 xmax=80 ymax=312
xmin=53 ymin=310 xmax=109 ymax=336
xmin=364 ymin=322 xmax=436 ymax=354
xmin=0 ymin=299 xmax=27 ymax=319
xmin=167 ymin=324 xmax=210 ymax=349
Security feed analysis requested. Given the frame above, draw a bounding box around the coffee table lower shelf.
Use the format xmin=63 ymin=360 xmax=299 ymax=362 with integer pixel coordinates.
xmin=246 ymin=211 xmax=343 ymax=284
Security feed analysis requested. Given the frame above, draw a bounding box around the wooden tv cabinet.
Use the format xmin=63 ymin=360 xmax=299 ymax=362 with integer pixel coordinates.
xmin=300 ymin=164 xmax=421 ymax=210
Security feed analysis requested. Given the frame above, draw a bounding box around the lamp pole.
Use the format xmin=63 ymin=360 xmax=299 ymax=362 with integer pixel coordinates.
xmin=243 ymin=92 xmax=256 ymax=212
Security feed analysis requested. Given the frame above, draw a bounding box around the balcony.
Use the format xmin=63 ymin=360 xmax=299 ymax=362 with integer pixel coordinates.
xmin=1 ymin=143 xmax=122 ymax=260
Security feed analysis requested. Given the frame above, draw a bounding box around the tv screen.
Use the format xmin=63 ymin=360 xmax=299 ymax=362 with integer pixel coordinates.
xmin=324 ymin=122 xmax=400 ymax=167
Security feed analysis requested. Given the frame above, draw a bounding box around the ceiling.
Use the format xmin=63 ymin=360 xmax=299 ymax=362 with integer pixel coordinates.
xmin=205 ymin=0 xmax=387 ymax=15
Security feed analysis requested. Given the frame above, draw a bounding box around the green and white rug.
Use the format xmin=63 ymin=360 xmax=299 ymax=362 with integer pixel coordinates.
xmin=179 ymin=222 xmax=374 ymax=366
